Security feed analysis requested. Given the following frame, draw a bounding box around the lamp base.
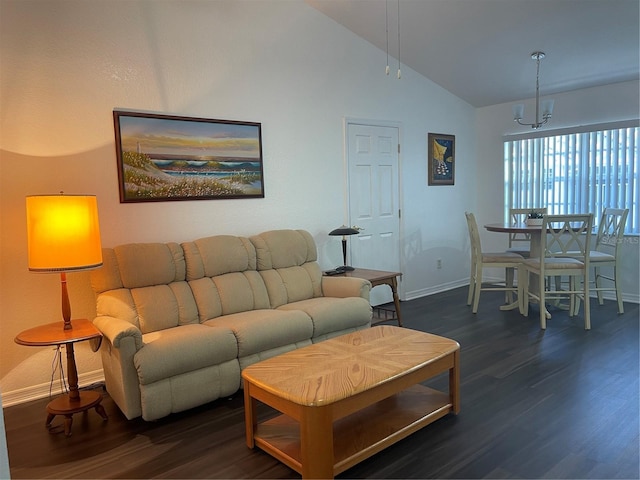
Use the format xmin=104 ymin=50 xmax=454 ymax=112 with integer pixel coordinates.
xmin=335 ymin=265 xmax=355 ymax=273
xmin=61 ymin=272 xmax=73 ymax=330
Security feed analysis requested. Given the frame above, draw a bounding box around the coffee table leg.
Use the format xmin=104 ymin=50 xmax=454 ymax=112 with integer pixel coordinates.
xmin=300 ymin=405 xmax=334 ymax=479
xmin=243 ymin=385 xmax=256 ymax=448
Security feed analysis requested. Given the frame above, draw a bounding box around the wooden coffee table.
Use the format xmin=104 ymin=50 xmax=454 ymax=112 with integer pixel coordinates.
xmin=242 ymin=325 xmax=460 ymax=479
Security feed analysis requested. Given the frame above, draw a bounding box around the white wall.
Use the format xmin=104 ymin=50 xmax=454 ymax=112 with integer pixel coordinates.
xmin=475 ymin=80 xmax=640 ymax=303
xmin=0 ymin=0 xmax=475 ymax=401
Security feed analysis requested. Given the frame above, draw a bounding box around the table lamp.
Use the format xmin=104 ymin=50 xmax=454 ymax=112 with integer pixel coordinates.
xmin=26 ymin=194 xmax=103 ymax=331
xmin=329 ymin=225 xmax=360 ymax=272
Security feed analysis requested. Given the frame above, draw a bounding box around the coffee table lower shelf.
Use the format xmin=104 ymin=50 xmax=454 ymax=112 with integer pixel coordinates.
xmin=252 ymin=384 xmax=451 ymax=477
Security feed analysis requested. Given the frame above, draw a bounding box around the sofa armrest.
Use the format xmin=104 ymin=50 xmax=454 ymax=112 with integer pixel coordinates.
xmin=321 ymin=276 xmax=371 ymax=300
xmin=92 ymin=315 xmax=144 ymax=420
xmin=93 ymin=315 xmax=144 ymax=351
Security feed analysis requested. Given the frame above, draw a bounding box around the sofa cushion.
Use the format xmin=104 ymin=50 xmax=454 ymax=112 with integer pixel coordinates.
xmin=189 ymin=271 xmax=271 ymax=321
xmin=278 ymin=296 xmax=372 ymax=338
xmin=183 ymin=235 xmax=271 ymax=320
xmin=203 ymin=309 xmax=313 ymax=359
xmin=91 ymin=242 xmax=195 ymax=333
xmin=251 ymin=230 xmax=324 ymax=308
xmin=94 ymin=281 xmax=199 ymax=334
xmin=132 ymin=282 xmax=199 ymax=333
xmin=135 ymin=324 xmax=238 ymax=385
xmin=183 ymin=235 xmax=256 ymax=280
xmin=91 ymin=248 xmax=123 ymax=293
xmin=95 ymin=289 xmax=140 ymax=327
xmin=259 ymin=264 xmax=324 ymax=307
xmin=115 ymin=243 xmax=185 ymax=289
xmin=251 ymin=229 xmax=317 ymax=269
xmin=139 ymin=360 xmax=240 ymax=421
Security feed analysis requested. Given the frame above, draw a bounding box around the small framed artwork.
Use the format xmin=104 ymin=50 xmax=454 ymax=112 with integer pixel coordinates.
xmin=428 ymin=133 xmax=455 ymax=186
xmin=113 ymin=110 xmax=264 ymax=203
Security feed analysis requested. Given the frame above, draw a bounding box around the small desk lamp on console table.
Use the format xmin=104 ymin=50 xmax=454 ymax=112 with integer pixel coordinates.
xmin=328 ymin=225 xmax=360 ymax=273
xmin=15 ymin=194 xmax=107 ymax=436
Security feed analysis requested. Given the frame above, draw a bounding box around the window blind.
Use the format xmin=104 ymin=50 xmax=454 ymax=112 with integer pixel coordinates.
xmin=504 ymin=124 xmax=638 ymax=234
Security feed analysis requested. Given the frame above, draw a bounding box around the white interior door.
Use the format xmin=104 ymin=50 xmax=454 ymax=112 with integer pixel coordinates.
xmin=346 ymin=122 xmax=401 ymax=306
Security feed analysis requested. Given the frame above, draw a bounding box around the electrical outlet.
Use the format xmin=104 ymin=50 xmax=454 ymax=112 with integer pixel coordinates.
xmin=437 ymin=259 xmax=442 ymax=269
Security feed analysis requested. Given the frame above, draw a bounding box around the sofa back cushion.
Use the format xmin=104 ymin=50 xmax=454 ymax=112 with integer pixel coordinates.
xmin=90 ymin=243 xmax=199 ymax=334
xmin=250 ymin=229 xmax=323 ymax=308
xmin=182 ymin=235 xmax=271 ymax=321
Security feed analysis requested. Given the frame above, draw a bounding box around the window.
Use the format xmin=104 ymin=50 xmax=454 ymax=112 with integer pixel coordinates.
xmin=504 ymin=122 xmax=639 ymax=234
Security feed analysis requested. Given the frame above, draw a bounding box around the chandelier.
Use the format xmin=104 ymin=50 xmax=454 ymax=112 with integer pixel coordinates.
xmin=512 ymin=52 xmax=554 ymax=129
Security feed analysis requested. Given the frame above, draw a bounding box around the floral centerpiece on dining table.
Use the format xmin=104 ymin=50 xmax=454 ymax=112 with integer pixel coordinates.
xmin=526 ymin=210 xmax=544 ymax=226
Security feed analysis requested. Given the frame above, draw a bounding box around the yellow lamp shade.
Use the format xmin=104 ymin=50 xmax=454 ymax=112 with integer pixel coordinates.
xmin=26 ymin=194 xmax=103 ymax=272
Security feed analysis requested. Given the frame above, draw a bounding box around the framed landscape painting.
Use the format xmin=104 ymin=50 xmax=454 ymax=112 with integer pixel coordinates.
xmin=428 ymin=133 xmax=455 ymax=185
xmin=113 ymin=110 xmax=264 ymax=202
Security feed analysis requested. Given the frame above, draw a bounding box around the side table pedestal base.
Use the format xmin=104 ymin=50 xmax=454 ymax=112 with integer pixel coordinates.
xmin=46 ymin=390 xmax=108 ymax=436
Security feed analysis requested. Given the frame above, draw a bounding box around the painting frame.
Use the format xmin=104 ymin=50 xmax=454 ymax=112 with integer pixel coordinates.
xmin=113 ymin=110 xmax=264 ymax=203
xmin=427 ymin=132 xmax=455 ymax=186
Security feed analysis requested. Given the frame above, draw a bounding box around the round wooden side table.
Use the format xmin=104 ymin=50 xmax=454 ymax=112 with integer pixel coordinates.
xmin=14 ymin=318 xmax=107 ymax=436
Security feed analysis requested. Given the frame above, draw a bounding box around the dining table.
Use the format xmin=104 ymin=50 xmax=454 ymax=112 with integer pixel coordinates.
xmin=484 ymin=222 xmax=544 ymax=257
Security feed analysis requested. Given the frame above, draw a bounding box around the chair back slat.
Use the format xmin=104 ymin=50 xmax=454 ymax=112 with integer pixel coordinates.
xmin=542 ymin=214 xmax=593 ymax=260
xmin=595 ymin=208 xmax=628 ymax=252
xmin=465 ymin=212 xmax=481 ymax=258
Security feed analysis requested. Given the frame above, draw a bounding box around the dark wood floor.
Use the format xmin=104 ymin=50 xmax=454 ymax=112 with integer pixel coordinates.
xmin=4 ymin=287 xmax=639 ymax=479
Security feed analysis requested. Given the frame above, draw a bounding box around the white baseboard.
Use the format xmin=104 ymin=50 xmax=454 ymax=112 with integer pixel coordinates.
xmin=404 ymin=279 xmax=469 ymax=301
xmin=1 ymin=370 xmax=105 ymax=408
xmin=404 ymin=277 xmax=639 ymax=305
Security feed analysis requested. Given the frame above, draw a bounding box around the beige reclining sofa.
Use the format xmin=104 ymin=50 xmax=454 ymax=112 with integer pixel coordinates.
xmin=90 ymin=229 xmax=372 ymax=421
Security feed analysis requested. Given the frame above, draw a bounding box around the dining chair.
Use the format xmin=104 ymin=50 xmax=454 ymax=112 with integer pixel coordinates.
xmin=507 ymin=207 xmax=547 ymax=257
xmin=465 ymin=212 xmax=524 ymax=314
xmin=588 ymin=208 xmax=629 ymax=313
xmin=558 ymin=208 xmax=629 ymax=315
xmin=521 ymin=213 xmax=593 ymax=329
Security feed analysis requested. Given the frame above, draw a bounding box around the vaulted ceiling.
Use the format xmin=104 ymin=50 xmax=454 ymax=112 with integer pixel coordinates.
xmin=307 ymin=0 xmax=640 ymax=107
